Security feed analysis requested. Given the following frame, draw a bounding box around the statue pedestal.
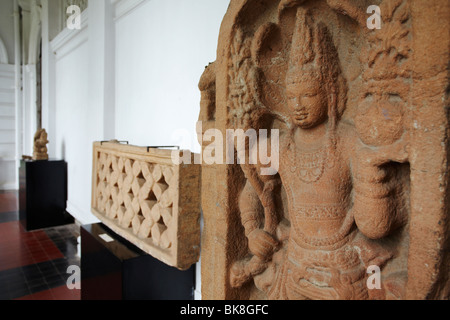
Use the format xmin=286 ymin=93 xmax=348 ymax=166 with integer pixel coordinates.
xmin=19 ymin=159 xmax=73 ymax=231
xmin=80 ymin=223 xmax=195 ymax=300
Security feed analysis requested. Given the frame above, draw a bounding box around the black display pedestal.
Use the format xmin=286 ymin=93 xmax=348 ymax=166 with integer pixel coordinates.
xmin=19 ymin=159 xmax=73 ymax=231
xmin=81 ymin=223 xmax=195 ymax=300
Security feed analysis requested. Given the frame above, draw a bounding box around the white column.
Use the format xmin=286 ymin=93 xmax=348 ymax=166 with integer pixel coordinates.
xmin=13 ymin=0 xmax=22 ymax=180
xmin=40 ymin=0 xmax=57 ymax=158
xmin=87 ymin=0 xmax=115 ymax=140
xmin=24 ymin=0 xmax=43 ymax=155
xmin=19 ymin=1 xmax=32 ymax=155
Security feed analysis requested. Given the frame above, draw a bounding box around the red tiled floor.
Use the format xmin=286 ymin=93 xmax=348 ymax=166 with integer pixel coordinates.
xmin=0 ymin=221 xmax=64 ymax=272
xmin=16 ymin=284 xmax=81 ymax=300
xmin=0 ymin=192 xmax=18 ymax=213
xmin=16 ymin=288 xmax=54 ymax=300
xmin=51 ymin=284 xmax=81 ymax=300
xmin=0 ymin=192 xmax=80 ymax=301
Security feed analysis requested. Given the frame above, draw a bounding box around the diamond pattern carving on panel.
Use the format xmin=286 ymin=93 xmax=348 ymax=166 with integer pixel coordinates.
xmin=96 ymin=157 xmax=174 ymax=248
xmin=91 ymin=142 xmax=201 ymax=270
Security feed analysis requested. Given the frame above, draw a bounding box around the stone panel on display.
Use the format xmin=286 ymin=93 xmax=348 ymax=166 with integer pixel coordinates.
xmin=91 ymin=141 xmax=201 ymax=271
xmin=198 ymin=0 xmax=449 ymax=300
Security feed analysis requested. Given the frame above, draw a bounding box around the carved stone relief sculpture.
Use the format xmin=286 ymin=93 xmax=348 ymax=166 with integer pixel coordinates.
xmin=33 ymin=128 xmax=49 ymax=161
xmin=91 ymin=141 xmax=201 ymax=270
xmin=199 ymin=0 xmax=449 ymax=300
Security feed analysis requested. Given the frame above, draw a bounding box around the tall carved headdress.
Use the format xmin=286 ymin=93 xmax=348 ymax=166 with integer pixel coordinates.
xmin=286 ymin=8 xmax=347 ymax=131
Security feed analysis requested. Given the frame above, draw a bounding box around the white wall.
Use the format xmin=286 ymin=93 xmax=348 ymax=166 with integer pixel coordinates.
xmin=45 ymin=6 xmax=95 ymax=224
xmin=0 ymin=64 xmax=16 ymax=190
xmin=44 ymin=0 xmax=228 ymax=223
xmin=41 ymin=0 xmax=229 ymax=299
xmin=115 ymin=0 xmax=228 ymax=152
xmin=113 ymin=0 xmax=229 ymax=300
xmin=0 ymin=0 xmax=15 ymax=65
xmin=0 ymin=0 xmax=17 ymax=190
xmin=53 ymin=34 xmax=95 ymax=225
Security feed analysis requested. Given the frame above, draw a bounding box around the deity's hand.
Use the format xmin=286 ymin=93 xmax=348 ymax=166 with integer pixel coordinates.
xmin=248 ymin=229 xmax=279 ymax=261
xmin=353 ymin=138 xmax=410 ymax=239
xmin=358 ymin=137 xmax=409 ymax=168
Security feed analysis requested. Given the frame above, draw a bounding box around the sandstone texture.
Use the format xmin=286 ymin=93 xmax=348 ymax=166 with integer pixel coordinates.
xmin=32 ymin=129 xmax=49 ymax=161
xmin=91 ymin=141 xmax=201 ymax=270
xmin=198 ymin=0 xmax=449 ymax=300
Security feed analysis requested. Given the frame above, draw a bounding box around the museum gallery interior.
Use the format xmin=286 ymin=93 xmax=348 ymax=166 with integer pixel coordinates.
xmin=0 ymin=0 xmax=448 ymax=301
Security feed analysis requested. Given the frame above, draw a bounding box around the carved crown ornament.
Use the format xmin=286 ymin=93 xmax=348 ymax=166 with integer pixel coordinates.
xmin=198 ymin=0 xmax=449 ymax=300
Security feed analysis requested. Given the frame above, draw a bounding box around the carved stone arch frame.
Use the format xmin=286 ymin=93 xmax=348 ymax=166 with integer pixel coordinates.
xmin=199 ymin=0 xmax=450 ymax=300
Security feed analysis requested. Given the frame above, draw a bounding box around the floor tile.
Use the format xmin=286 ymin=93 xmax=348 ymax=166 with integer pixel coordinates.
xmin=0 ymin=192 xmax=80 ymax=300
xmin=17 ymin=288 xmax=54 ymax=300
xmin=17 ymin=284 xmax=81 ymax=301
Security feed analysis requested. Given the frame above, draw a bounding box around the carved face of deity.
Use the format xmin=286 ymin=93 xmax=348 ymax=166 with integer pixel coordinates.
xmin=286 ymin=72 xmax=328 ymax=129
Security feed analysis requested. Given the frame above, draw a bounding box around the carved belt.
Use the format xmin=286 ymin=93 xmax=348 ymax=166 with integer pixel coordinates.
xmin=289 ymin=205 xmax=355 ymax=248
xmin=285 ymin=266 xmax=368 ymax=300
xmin=288 ymin=237 xmax=361 ymax=270
xmin=285 ymin=243 xmax=367 ymax=300
xmin=292 ymin=204 xmax=346 ymax=220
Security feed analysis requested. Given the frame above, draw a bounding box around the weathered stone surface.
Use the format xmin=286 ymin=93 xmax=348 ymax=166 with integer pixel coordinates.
xmin=32 ymin=129 xmax=49 ymax=161
xmin=91 ymin=141 xmax=201 ymax=270
xmin=199 ymin=0 xmax=449 ymax=300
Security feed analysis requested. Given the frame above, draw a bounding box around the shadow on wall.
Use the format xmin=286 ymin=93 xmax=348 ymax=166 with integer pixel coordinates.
xmin=61 ymin=139 xmax=66 ymax=160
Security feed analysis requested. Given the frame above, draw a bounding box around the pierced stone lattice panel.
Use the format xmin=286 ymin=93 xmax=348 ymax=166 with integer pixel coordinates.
xmin=91 ymin=142 xmax=201 ymax=270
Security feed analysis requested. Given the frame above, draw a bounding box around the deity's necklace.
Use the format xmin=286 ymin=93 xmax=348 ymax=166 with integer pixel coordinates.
xmin=287 ymin=131 xmax=334 ymax=184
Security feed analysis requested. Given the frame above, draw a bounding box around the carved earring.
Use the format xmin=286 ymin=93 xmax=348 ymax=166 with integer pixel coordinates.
xmin=328 ymin=87 xmax=338 ymax=123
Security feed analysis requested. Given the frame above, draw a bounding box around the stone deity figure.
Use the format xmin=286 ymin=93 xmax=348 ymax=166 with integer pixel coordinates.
xmin=230 ymin=9 xmax=409 ymax=300
xmin=33 ymin=129 xmax=49 ymax=161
